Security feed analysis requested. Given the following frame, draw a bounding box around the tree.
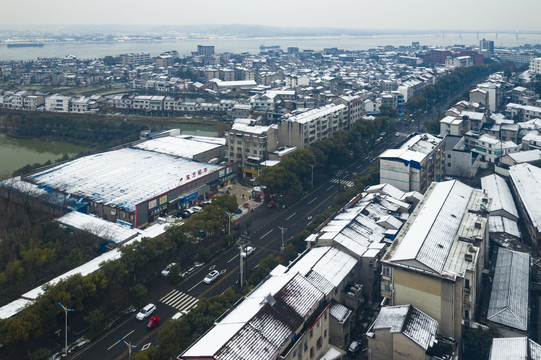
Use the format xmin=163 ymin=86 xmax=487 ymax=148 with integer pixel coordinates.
xmin=462 ymin=324 xmax=500 ymax=360
xmin=85 ymin=309 xmax=105 ymax=338
xmin=132 ymin=283 xmax=147 ymax=306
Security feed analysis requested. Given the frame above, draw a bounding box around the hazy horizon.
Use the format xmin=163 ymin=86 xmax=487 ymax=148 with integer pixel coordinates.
xmin=2 ymin=0 xmax=540 ymax=32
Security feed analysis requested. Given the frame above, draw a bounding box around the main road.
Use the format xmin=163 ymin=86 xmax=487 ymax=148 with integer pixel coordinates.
xmin=72 ymin=130 xmax=410 ymax=360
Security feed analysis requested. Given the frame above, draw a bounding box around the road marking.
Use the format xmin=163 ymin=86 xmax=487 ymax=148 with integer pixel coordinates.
xmin=141 ymin=343 xmax=151 ymax=351
xmin=188 ymin=281 xmax=202 ymax=292
xmin=326 ymin=185 xmax=334 ymax=191
xmin=160 ymin=289 xmax=200 ymax=312
xmin=227 ymin=254 xmax=239 ymax=263
xmin=209 ymin=265 xmax=215 ymax=270
xmin=307 ymin=197 xmax=317 ymax=204
xmin=261 ymin=229 xmax=273 ymax=239
xmin=107 ymin=330 xmax=134 ymax=350
xmin=286 ymin=212 xmax=296 ymax=221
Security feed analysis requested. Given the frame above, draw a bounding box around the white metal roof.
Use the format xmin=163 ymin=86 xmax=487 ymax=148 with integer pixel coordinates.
xmin=134 ymin=135 xmax=224 ymax=159
xmin=389 ymin=180 xmax=473 ymax=274
xmin=487 ymin=248 xmax=529 ymax=331
xmin=490 ymin=337 xmax=541 ymax=360
xmin=27 ymin=148 xmax=221 ymax=212
xmin=481 ymin=174 xmax=519 ymax=220
xmin=509 ymin=164 xmax=541 ymax=233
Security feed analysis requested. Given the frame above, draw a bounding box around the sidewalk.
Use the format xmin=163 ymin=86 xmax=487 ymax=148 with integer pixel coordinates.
xmin=217 ymin=182 xmax=263 ymax=221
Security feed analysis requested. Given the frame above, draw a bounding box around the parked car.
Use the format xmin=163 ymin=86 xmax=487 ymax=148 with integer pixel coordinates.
xmin=146 ymin=316 xmax=161 ymax=329
xmin=235 ymin=208 xmax=243 ymax=214
xmin=233 ymin=221 xmax=240 ymax=230
xmin=242 ymin=202 xmax=250 ymax=208
xmin=161 ymin=263 xmax=177 ymax=277
xmin=172 ymin=310 xmax=188 ymax=320
xmin=267 ymin=200 xmax=276 ymax=208
xmin=241 ymin=246 xmax=254 ymax=258
xmin=347 ymin=340 xmax=362 ymax=358
xmin=203 ymin=270 xmax=220 ymax=284
xmin=136 ymin=303 xmax=156 ymax=321
xmin=192 ymin=206 xmax=202 ymax=213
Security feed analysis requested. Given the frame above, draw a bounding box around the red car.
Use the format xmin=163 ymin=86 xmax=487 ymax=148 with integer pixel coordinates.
xmin=146 ymin=316 xmax=161 ymax=329
xmin=243 ymin=202 xmax=250 ymax=208
xmin=267 ymin=201 xmax=276 ymax=208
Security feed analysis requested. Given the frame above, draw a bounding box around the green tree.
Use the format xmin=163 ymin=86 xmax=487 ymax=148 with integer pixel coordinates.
xmin=462 ymin=324 xmax=500 ymax=360
xmin=132 ymin=283 xmax=148 ymax=306
xmin=29 ymin=347 xmax=52 ymax=360
xmin=85 ymin=308 xmax=105 ymax=338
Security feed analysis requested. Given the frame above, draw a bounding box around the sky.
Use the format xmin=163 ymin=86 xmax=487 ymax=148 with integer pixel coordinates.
xmin=1 ymin=0 xmax=541 ymax=32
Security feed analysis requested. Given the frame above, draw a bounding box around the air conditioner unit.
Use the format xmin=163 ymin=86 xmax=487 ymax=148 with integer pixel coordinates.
xmin=111 ymin=209 xmax=117 ymax=215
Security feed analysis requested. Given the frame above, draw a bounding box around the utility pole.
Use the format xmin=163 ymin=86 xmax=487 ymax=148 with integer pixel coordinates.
xmin=121 ymin=338 xmax=141 ymax=359
xmin=308 ymin=164 xmax=316 ymax=190
xmin=239 ymin=244 xmax=244 ymax=289
xmin=58 ymin=302 xmax=74 ymax=358
xmin=276 ymin=226 xmax=288 ymax=250
xmin=224 ymin=211 xmax=234 ymax=236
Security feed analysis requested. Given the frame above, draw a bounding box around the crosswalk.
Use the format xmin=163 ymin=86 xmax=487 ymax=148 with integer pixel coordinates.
xmin=160 ymin=289 xmax=199 ymax=312
xmin=330 ymin=178 xmax=355 ymax=188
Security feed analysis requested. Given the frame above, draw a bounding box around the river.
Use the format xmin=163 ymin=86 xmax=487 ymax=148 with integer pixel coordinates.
xmin=2 ymin=32 xmax=541 ymax=61
xmin=0 ymin=122 xmax=220 ymax=177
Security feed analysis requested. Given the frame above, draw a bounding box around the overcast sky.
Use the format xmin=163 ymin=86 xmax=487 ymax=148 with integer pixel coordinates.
xmin=2 ymin=0 xmax=540 ymax=32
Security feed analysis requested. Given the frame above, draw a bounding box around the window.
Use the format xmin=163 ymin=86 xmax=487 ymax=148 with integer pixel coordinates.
xmin=465 ymin=310 xmax=470 ymax=319
xmin=324 ymin=329 xmax=327 ymax=338
xmin=317 ymin=319 xmax=321 ymax=327
xmin=465 ymin=279 xmax=470 ymax=289
xmin=237 ymin=140 xmax=242 ymax=144
xmin=324 ymin=311 xmax=327 ymax=320
xmin=382 ymin=265 xmax=391 ymax=277
xmin=310 ymin=347 xmax=314 ymax=359
xmin=316 ymin=337 xmax=322 ymax=349
xmin=310 ymin=328 xmax=313 ymax=338
xmin=304 ymin=340 xmax=308 ymax=351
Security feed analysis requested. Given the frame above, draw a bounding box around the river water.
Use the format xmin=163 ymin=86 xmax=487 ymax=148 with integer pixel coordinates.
xmin=2 ymin=32 xmax=541 ymax=61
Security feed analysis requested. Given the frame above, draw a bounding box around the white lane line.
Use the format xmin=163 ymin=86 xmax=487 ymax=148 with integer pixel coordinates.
xmin=326 ymin=185 xmax=334 ymax=191
xmin=227 ymin=254 xmax=239 ymax=263
xmin=261 ymin=229 xmax=273 ymax=239
xmin=188 ymin=281 xmax=203 ymax=292
xmin=307 ymin=197 xmax=317 ymax=204
xmin=286 ymin=212 xmax=296 ymax=221
xmin=108 ymin=330 xmax=134 ymax=350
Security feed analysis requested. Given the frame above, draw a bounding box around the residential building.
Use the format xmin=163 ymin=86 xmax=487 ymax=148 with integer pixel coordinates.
xmin=379 ymin=133 xmax=445 ymax=193
xmin=368 ymin=305 xmax=455 ymax=360
xmin=509 ymin=163 xmax=541 ymax=248
xmin=278 ymin=104 xmax=348 ymax=149
xmin=507 ymin=103 xmax=541 ymax=121
xmin=381 ymin=180 xmax=490 ymax=341
xmin=487 ymin=248 xmax=529 ymax=336
xmin=197 ymin=45 xmax=215 ymax=57
xmin=480 ymin=39 xmax=495 ymax=56
xmin=463 ymin=132 xmax=521 ymax=164
xmin=45 ymin=94 xmax=71 ymax=112
xmin=120 ymin=52 xmax=150 ymax=66
xmin=440 ymin=116 xmax=467 ymax=137
xmin=226 ymin=119 xmax=278 ymax=178
xmin=531 ymin=58 xmax=541 ymax=76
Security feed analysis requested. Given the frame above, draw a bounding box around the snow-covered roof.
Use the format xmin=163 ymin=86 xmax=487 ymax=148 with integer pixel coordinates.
xmin=509 ymin=164 xmax=541 ymax=233
xmin=329 ymin=303 xmax=352 ymax=324
xmin=287 ymin=246 xmax=357 ymax=295
xmin=386 ymin=180 xmax=473 ymax=274
xmin=508 ymin=150 xmax=541 ymax=164
xmin=379 ymin=133 xmax=442 ymax=163
xmin=490 ymin=337 xmax=541 ymax=360
xmin=481 ymin=174 xmax=519 ymax=220
xmin=488 ymin=248 xmax=529 ymax=331
xmin=56 ymin=211 xmax=139 ymax=244
xmin=134 ymin=135 xmax=224 ymax=159
xmin=284 ymin=104 xmax=346 ymax=124
xmin=27 ymin=148 xmax=221 ymax=212
xmin=372 ymin=305 xmax=437 ymax=350
xmin=489 ymin=216 xmax=521 ymax=238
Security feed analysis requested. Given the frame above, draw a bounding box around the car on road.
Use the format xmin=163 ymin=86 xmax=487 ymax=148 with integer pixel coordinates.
xmin=203 ymin=270 xmax=220 ymax=284
xmin=146 ymin=316 xmax=161 ymax=329
xmin=136 ymin=303 xmax=156 ymax=321
xmin=243 ymin=202 xmax=250 ymax=208
xmin=161 ymin=263 xmax=177 ymax=277
xmin=395 ymin=132 xmax=400 ymax=137
xmin=347 ymin=340 xmax=362 ymax=358
xmin=172 ymin=310 xmax=189 ymax=320
xmin=267 ymin=200 xmax=276 ymax=208
xmin=241 ymin=246 xmax=254 ymax=258
xmin=191 ymin=206 xmax=203 ymax=213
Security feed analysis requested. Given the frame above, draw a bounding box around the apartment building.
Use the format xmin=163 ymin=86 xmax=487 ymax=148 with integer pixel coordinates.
xmin=45 ymin=94 xmax=71 ymax=112
xmin=379 ymin=133 xmax=445 ymax=193
xmin=381 ymin=180 xmax=490 ymax=341
xmin=531 ymin=57 xmax=541 ymax=75
xmin=120 ymin=52 xmax=150 ymax=66
xmin=226 ymin=119 xmax=279 ymax=178
xmin=463 ymin=132 xmax=521 ymax=163
xmin=197 ymin=45 xmax=215 ymax=57
xmin=278 ymin=104 xmax=348 ymax=149
xmin=507 ymin=103 xmax=541 ymax=121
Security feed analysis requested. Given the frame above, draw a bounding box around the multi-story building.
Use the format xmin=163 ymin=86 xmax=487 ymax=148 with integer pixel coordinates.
xmin=226 ymin=119 xmax=279 ymax=178
xmin=278 ymin=104 xmax=348 ymax=149
xmin=507 ymin=103 xmax=541 ymax=121
xmin=480 ymin=38 xmax=495 ymax=56
xmin=381 ymin=180 xmax=490 ymax=342
xmin=379 ymin=133 xmax=445 ymax=193
xmin=45 ymin=94 xmax=71 ymax=112
xmin=531 ymin=57 xmax=541 ymax=76
xmin=120 ymin=52 xmax=150 ymax=66
xmin=463 ymin=132 xmax=521 ymax=163
xmin=196 ymin=45 xmax=215 ymax=57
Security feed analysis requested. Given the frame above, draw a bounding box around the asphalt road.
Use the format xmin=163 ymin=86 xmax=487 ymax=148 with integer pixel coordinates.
xmin=72 ymin=127 xmax=411 ymax=360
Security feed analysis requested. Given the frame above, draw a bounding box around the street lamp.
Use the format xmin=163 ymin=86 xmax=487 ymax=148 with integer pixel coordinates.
xmin=276 ymin=225 xmax=289 ymax=250
xmin=121 ymin=338 xmax=141 ymax=359
xmin=224 ymin=210 xmax=234 ymax=236
xmin=58 ymin=302 xmax=74 ymax=358
xmin=308 ymin=164 xmax=316 ymax=191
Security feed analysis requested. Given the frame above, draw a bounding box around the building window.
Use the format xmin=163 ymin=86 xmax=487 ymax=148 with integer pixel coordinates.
xmin=465 ymin=310 xmax=470 ymax=319
xmin=465 ymin=279 xmax=470 ymax=289
xmin=310 ymin=328 xmax=313 ymax=338
xmin=316 ymin=337 xmax=322 ymax=349
xmin=310 ymin=347 xmax=314 ymax=359
xmin=324 ymin=329 xmax=327 ymax=338
xmin=382 ymin=265 xmax=391 ymax=277
xmin=324 ymin=311 xmax=327 ymax=320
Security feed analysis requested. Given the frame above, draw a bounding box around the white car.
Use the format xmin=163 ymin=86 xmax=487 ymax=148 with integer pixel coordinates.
xmin=172 ymin=310 xmax=188 ymax=320
xmin=203 ymin=270 xmax=220 ymax=284
xmin=136 ymin=303 xmax=156 ymax=321
xmin=241 ymin=246 xmax=254 ymax=258
xmin=161 ymin=263 xmax=177 ymax=277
